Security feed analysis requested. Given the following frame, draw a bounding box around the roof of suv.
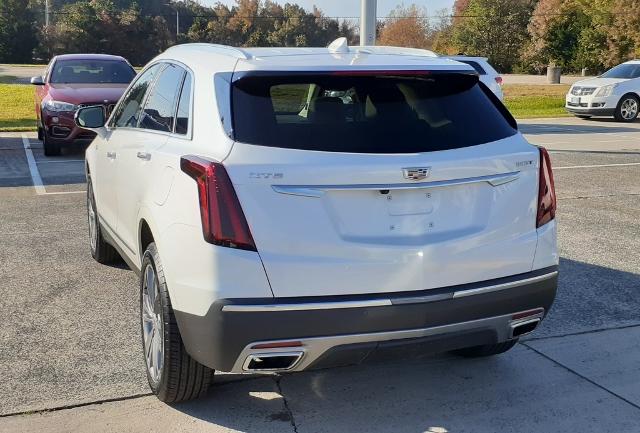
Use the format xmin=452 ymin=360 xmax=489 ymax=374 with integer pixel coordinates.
xmin=156 ymin=40 xmax=475 ymax=75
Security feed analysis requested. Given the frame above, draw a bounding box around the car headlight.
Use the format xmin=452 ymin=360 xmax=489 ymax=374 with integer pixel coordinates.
xmin=595 ymin=84 xmax=617 ymax=97
xmin=43 ymin=100 xmax=77 ymax=112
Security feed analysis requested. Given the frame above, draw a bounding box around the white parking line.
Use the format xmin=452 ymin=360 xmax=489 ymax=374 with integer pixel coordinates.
xmin=21 ymin=134 xmax=46 ymax=195
xmin=555 ymin=162 xmax=640 ymax=170
xmin=21 ymin=134 xmax=86 ymax=196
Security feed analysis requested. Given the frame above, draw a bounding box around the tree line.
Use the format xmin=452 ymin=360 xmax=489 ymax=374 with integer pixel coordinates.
xmin=1 ymin=0 xmax=639 ymax=73
xmin=385 ymin=0 xmax=640 ymax=74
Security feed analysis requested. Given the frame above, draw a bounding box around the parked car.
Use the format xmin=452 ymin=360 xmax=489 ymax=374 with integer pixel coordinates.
xmin=444 ymin=55 xmax=504 ymax=100
xmin=566 ymin=60 xmax=640 ymax=122
xmin=31 ymin=53 xmax=136 ymax=156
xmin=76 ymin=39 xmax=558 ymax=403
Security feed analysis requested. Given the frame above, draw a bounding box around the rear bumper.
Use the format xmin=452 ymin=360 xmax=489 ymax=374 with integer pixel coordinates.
xmin=174 ymin=266 xmax=558 ymax=373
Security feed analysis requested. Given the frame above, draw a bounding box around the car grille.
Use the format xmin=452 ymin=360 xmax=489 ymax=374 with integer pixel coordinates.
xmin=571 ymin=87 xmax=597 ymax=96
xmin=78 ymin=103 xmax=116 ymax=117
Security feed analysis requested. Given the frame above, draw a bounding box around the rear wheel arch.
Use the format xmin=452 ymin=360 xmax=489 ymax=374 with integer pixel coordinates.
xmin=139 ymin=219 xmax=155 ymax=261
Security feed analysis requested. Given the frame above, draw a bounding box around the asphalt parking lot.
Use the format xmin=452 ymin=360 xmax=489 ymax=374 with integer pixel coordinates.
xmin=0 ymin=117 xmax=639 ymax=432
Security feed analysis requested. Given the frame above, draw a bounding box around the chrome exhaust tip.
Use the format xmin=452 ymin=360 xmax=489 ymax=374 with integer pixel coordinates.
xmin=510 ymin=318 xmax=541 ymax=339
xmin=242 ymin=351 xmax=304 ymax=372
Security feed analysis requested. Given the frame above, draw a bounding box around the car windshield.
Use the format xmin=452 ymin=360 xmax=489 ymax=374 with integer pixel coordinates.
xmin=229 ymin=72 xmax=516 ymax=153
xmin=50 ymin=59 xmax=136 ymax=84
xmin=600 ymin=64 xmax=640 ymax=79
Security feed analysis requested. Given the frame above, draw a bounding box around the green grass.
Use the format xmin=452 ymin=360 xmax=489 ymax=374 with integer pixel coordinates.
xmin=503 ymin=84 xmax=572 ymax=119
xmin=0 ymin=83 xmax=37 ymax=131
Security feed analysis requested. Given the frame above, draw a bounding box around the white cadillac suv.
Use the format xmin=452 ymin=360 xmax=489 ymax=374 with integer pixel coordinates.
xmin=566 ymin=60 xmax=640 ymax=122
xmin=76 ymin=39 xmax=559 ymax=403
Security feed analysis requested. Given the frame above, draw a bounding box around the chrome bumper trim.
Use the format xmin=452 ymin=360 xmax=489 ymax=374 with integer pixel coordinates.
xmin=221 ymin=271 xmax=558 ymax=313
xmin=222 ymin=298 xmax=392 ymax=312
xmin=452 ymin=271 xmax=558 ymax=299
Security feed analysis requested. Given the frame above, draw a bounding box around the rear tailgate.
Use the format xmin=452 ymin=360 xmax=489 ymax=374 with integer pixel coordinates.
xmin=225 ymin=137 xmax=539 ymax=298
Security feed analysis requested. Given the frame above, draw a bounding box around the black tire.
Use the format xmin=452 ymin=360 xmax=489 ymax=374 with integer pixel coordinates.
xmin=87 ymin=178 xmax=119 ymax=264
xmin=614 ymin=94 xmax=640 ymax=122
xmin=42 ymin=132 xmax=61 ymax=156
xmin=452 ymin=340 xmax=518 ymax=358
xmin=141 ymin=242 xmax=214 ymax=403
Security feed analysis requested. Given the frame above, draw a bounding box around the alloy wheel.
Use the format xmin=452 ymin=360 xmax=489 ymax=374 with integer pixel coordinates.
xmin=142 ymin=263 xmax=164 ymax=385
xmin=620 ymin=98 xmax=639 ymax=120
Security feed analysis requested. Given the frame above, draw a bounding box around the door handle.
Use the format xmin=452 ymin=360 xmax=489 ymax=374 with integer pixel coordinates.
xmin=137 ymin=152 xmax=151 ymax=161
xmin=106 ymin=151 xmax=116 ymax=159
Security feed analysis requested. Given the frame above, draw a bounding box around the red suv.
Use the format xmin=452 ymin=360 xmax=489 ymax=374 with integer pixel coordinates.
xmin=31 ymin=54 xmax=136 ymax=156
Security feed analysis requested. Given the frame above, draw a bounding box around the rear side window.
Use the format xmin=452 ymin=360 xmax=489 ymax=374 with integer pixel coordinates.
xmin=140 ymin=64 xmax=185 ymax=133
xmin=175 ymin=73 xmax=192 ymax=135
xmin=459 ymin=61 xmax=486 ymax=75
xmin=230 ymin=72 xmax=516 ymax=153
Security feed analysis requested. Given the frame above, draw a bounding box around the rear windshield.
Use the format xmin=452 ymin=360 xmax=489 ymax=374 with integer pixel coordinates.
xmin=230 ymin=72 xmax=516 ymax=153
xmin=600 ymin=64 xmax=640 ymax=79
xmin=50 ymin=59 xmax=136 ymax=84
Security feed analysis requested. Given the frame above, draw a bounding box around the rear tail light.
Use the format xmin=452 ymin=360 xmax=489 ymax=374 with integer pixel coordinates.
xmin=180 ymin=155 xmax=256 ymax=251
xmin=495 ymin=76 xmax=503 ymax=85
xmin=536 ymin=147 xmax=557 ymax=228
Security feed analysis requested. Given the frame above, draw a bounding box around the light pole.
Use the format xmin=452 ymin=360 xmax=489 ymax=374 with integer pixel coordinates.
xmin=166 ymin=2 xmax=179 ymax=40
xmin=45 ymin=0 xmax=50 ymax=27
xmin=360 ymin=0 xmax=376 ymax=46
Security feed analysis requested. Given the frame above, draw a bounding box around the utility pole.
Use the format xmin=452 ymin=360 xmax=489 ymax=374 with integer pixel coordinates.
xmin=165 ymin=2 xmax=179 ymax=41
xmin=45 ymin=0 xmax=50 ymax=27
xmin=360 ymin=0 xmax=376 ymax=46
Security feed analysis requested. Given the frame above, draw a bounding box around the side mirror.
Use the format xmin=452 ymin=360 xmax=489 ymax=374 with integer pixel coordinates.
xmin=75 ymin=105 xmax=108 ymax=139
xmin=75 ymin=105 xmax=106 ymax=129
xmin=30 ymin=76 xmax=44 ymax=85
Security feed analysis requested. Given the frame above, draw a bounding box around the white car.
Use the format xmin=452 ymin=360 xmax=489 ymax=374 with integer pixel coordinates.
xmin=444 ymin=56 xmax=504 ymax=100
xmin=76 ymin=39 xmax=558 ymax=402
xmin=566 ymin=60 xmax=640 ymax=122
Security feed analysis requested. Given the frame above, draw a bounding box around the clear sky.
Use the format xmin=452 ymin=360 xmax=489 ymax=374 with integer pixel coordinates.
xmin=200 ymin=1 xmax=456 ymax=17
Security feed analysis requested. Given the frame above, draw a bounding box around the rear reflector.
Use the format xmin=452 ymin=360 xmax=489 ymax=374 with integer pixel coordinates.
xmin=495 ymin=76 xmax=503 ymax=85
xmin=536 ymin=147 xmax=557 ymax=228
xmin=251 ymin=341 xmax=304 ymax=350
xmin=180 ymin=155 xmax=256 ymax=251
xmin=512 ymin=308 xmax=544 ymax=320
